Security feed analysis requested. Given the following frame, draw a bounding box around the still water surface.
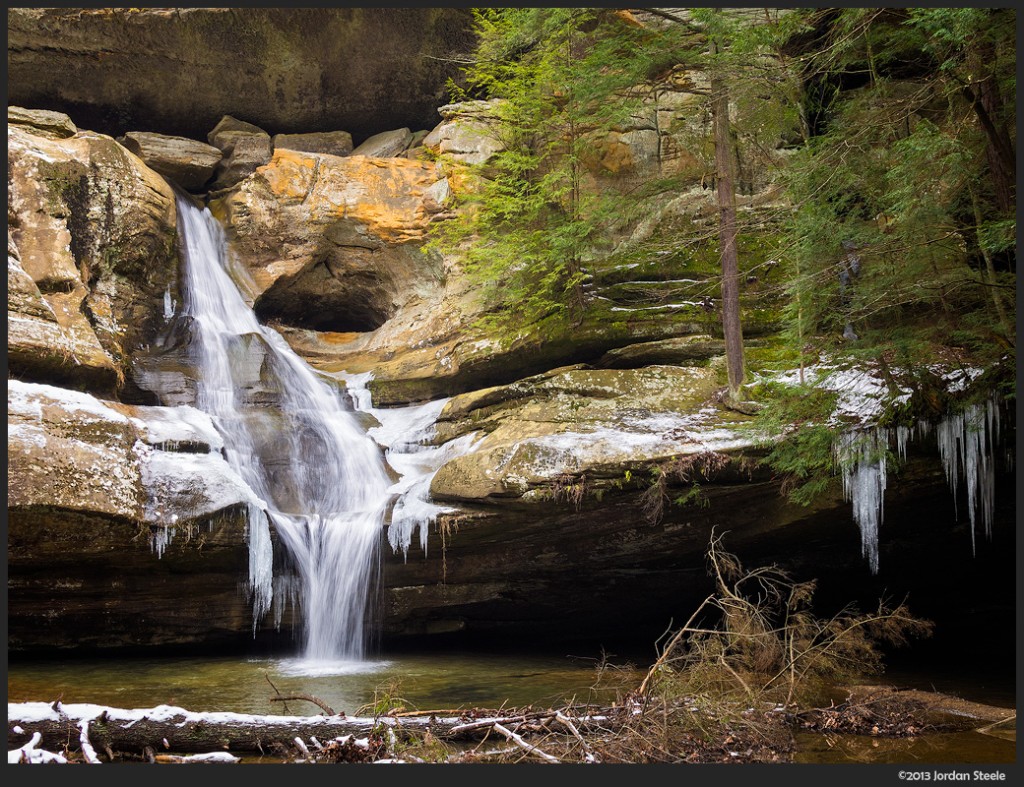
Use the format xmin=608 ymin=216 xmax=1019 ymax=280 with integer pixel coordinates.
xmin=7 ymin=650 xmax=633 ymax=716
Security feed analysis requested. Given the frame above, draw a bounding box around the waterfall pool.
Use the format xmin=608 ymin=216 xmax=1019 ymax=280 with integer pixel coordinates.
xmin=7 ymin=650 xmax=639 ymax=717
xmin=7 ymin=649 xmax=1014 ymax=765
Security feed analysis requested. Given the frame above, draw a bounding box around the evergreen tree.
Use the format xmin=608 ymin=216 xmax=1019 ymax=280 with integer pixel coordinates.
xmin=429 ymin=8 xmax=652 ymax=336
xmin=778 ymin=7 xmax=1016 ymax=379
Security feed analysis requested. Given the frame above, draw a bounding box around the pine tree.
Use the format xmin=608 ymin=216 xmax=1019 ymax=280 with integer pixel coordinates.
xmin=428 ymin=8 xmax=652 ymax=337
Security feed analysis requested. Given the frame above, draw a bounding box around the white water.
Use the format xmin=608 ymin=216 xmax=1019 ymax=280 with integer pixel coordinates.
xmin=174 ymin=195 xmax=392 ymax=663
xmin=338 ymin=372 xmax=482 ymax=561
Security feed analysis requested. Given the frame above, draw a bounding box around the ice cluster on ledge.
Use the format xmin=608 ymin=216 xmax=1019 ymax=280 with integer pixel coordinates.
xmin=762 ymin=359 xmax=1003 ymax=573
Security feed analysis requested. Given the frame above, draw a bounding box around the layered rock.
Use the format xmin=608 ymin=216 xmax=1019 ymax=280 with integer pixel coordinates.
xmin=7 ymin=8 xmax=477 ymax=142
xmin=7 ymin=118 xmax=178 ymax=395
xmin=380 ymin=453 xmax=1017 ymax=647
xmin=7 ymin=379 xmax=271 ymax=651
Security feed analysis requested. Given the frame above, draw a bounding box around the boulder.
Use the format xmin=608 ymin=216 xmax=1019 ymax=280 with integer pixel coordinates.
xmin=423 ymin=100 xmax=505 ymax=166
xmin=7 ymin=123 xmax=178 ymax=395
xmin=350 ymin=127 xmax=413 ymax=158
xmin=8 ymin=106 xmax=77 ymax=139
xmin=119 ymin=131 xmax=222 ymax=191
xmin=207 ymin=115 xmax=273 ymax=191
xmin=272 ymin=130 xmax=353 ymax=157
xmin=207 ymin=115 xmax=268 ymax=148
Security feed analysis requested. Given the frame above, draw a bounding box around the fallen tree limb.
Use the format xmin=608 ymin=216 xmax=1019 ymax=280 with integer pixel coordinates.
xmin=7 ymin=702 xmax=459 ymax=755
xmin=491 ymin=723 xmax=561 ymax=764
xmin=79 ymin=720 xmax=101 ymax=764
xmin=269 ymin=695 xmax=336 ymax=716
xmin=447 ymin=712 xmax=555 ymax=737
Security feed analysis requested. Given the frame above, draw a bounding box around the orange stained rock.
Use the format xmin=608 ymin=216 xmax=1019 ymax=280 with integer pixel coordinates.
xmin=256 ymin=148 xmax=443 ymax=244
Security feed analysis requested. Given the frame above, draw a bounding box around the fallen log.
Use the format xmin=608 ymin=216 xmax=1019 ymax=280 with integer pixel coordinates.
xmin=8 ymin=702 xmax=459 ymax=756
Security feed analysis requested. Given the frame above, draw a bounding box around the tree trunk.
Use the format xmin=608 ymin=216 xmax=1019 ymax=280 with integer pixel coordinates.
xmin=965 ymin=39 xmax=1016 ymax=216
xmin=710 ymin=38 xmax=746 ymax=401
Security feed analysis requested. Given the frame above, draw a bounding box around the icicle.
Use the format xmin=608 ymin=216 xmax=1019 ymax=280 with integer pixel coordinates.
xmin=245 ymin=504 xmax=274 ymax=629
xmin=835 ymin=428 xmax=889 ymax=574
xmin=150 ymin=525 xmax=176 ymax=559
xmin=933 ymin=396 xmax=1001 ymax=555
xmin=895 ymin=425 xmax=910 ymax=461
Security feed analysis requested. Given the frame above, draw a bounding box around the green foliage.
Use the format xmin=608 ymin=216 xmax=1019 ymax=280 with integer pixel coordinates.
xmin=751 ymin=380 xmax=841 ymax=506
xmin=429 ymin=8 xmax=655 ymax=338
xmin=777 ymin=7 xmax=1015 ymax=369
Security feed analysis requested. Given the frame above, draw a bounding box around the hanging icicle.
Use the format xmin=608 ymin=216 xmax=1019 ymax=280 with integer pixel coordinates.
xmin=835 ymin=428 xmax=890 ymax=574
xmin=935 ymin=397 xmax=1001 ymax=555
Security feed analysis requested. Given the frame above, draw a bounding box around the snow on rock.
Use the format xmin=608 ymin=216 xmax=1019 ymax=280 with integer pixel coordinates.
xmin=7 ymin=380 xmax=262 ymax=534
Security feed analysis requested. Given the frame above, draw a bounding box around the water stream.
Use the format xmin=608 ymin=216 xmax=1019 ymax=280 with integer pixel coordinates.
xmin=174 ymin=195 xmax=393 ymax=665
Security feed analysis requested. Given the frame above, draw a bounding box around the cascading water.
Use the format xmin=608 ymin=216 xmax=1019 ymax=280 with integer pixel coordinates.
xmin=339 ymin=372 xmax=482 ymax=561
xmin=173 ymin=194 xmax=393 ymax=664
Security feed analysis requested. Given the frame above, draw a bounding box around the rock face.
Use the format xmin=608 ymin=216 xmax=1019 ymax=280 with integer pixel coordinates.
xmin=7 ymin=380 xmax=272 ymax=651
xmin=249 ymin=79 xmax=786 ymax=406
xmin=7 ymin=119 xmax=178 ymax=395
xmin=7 ymin=7 xmax=477 ymax=143
xmin=211 ymin=148 xmax=452 ymax=332
xmin=119 ymin=131 xmax=222 ymax=192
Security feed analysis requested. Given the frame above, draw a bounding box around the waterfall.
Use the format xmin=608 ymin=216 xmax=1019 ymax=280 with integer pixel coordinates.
xmin=173 ymin=195 xmax=392 ymax=664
